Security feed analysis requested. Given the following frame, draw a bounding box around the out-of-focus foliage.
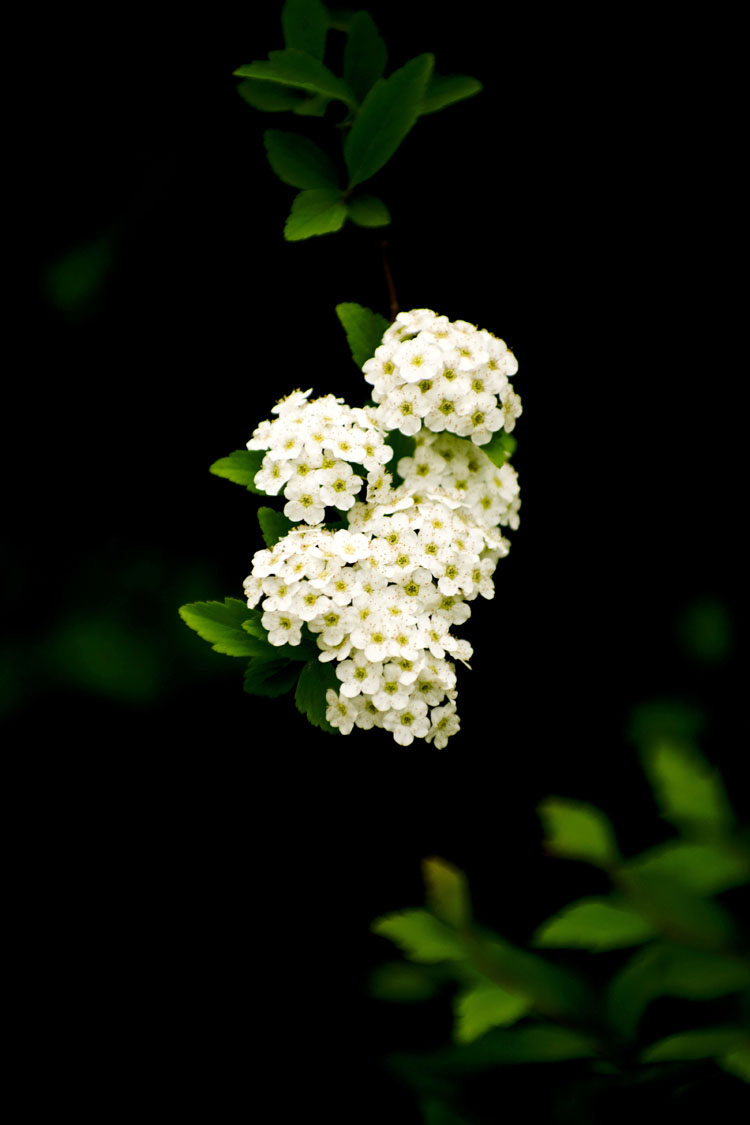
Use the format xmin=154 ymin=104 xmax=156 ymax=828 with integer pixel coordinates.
xmin=234 ymin=0 xmax=483 ymax=239
xmin=370 ymin=719 xmax=750 ymax=1121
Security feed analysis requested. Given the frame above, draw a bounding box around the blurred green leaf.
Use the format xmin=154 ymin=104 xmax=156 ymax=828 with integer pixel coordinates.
xmin=243 ymin=657 xmax=301 ymax=697
xmin=394 ymin=1026 xmax=601 ymax=1073
xmin=294 ymin=658 xmax=339 ymax=732
xmin=538 ymin=798 xmax=620 ymax=868
xmin=640 ymin=737 xmax=734 ymax=837
xmin=422 ymin=857 xmax=471 ymax=928
xmin=678 ymin=597 xmax=732 ymax=664
xmin=719 ymin=1043 xmax=750 ymax=1082
xmin=533 ymin=897 xmax=654 ymax=951
xmin=234 ymin=50 xmax=357 ymax=108
xmin=47 ymin=617 xmax=162 ymax=702
xmin=420 ymin=73 xmax=483 ymax=115
xmin=372 ymin=909 xmax=466 ymax=963
xmin=420 ymin=1100 xmax=476 ymax=1125
xmin=470 ymin=934 xmax=594 ymax=1020
xmin=343 ymin=10 xmax=387 ymax=102
xmin=179 ymin=598 xmax=271 ymax=658
xmin=236 ymin=77 xmax=305 ymax=111
xmin=281 ymin=0 xmax=329 ymax=60
xmin=453 ymin=979 xmax=531 ymax=1043
xmin=624 ymin=839 xmax=750 ymax=896
xmin=346 ymin=193 xmax=391 ymax=227
xmin=369 ymin=962 xmax=440 ymax=1003
xmin=641 ymin=1026 xmax=749 ymax=1063
xmin=344 ymin=53 xmax=435 ymax=187
xmin=482 ymin=431 xmax=517 ymax=468
xmin=628 ymin=699 xmax=705 ymax=746
xmin=284 ymin=188 xmax=347 ymax=239
xmin=209 ymin=449 xmax=266 ymax=492
xmin=617 ymin=867 xmax=737 ymax=949
xmin=335 ymin=301 xmax=389 ymax=368
xmin=292 ymin=92 xmax=332 ymax=116
xmin=263 ymin=129 xmax=340 ymax=188
xmin=257 ymin=506 xmax=295 ymax=548
xmin=43 ymin=231 xmax=116 ymax=314
xmin=606 ymin=941 xmax=750 ymax=1038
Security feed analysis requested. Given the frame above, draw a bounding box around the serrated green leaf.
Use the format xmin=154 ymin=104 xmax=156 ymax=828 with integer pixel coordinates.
xmin=178 ymin=598 xmax=272 ymax=658
xmin=284 ymin=188 xmax=347 ymax=240
xmin=209 ymin=449 xmax=266 ymax=493
xmin=720 ymin=1044 xmax=750 ymax=1082
xmin=257 ymin=506 xmax=295 ymax=548
xmin=294 ymin=658 xmax=339 ymax=732
xmin=281 ymin=0 xmax=329 ymax=60
xmin=343 ymin=11 xmax=387 ymax=102
xmin=453 ymin=980 xmax=530 ymax=1044
xmin=420 ymin=73 xmax=483 ymax=115
xmin=422 ymin=857 xmax=471 ymax=928
xmin=234 ymin=49 xmax=357 ymax=108
xmin=344 ymin=53 xmax=434 ymax=188
xmin=241 ymin=612 xmax=266 ymax=641
xmin=640 ymin=737 xmax=734 ymax=837
xmin=538 ymin=797 xmax=620 ymax=868
xmin=371 ymin=908 xmax=466 ymax=963
xmin=533 ymin=897 xmax=654 ymax=951
xmin=642 ymin=1026 xmax=749 ymax=1063
xmin=482 ymin=430 xmax=517 ymax=468
xmin=236 ymin=77 xmax=306 ymax=112
xmin=369 ymin=962 xmax=439 ymax=1003
xmin=346 ymin=193 xmax=391 ymax=227
xmin=625 ymin=839 xmax=750 ymax=896
xmin=243 ymin=657 xmax=301 ymax=697
xmin=335 ymin=301 xmax=389 ymax=368
xmin=263 ymin=129 xmax=340 ymax=189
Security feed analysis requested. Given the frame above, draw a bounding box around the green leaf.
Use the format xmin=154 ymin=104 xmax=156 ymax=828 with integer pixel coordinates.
xmin=236 ymin=77 xmax=305 ymax=112
xmin=243 ymin=657 xmax=301 ymax=697
xmin=420 ymin=73 xmax=483 ymax=115
xmin=720 ymin=1043 xmax=750 ymax=1082
xmin=422 ymin=857 xmax=471 ymax=928
xmin=335 ymin=301 xmax=389 ymax=368
xmin=178 ymin=598 xmax=272 ymax=658
xmin=343 ymin=11 xmax=387 ymax=102
xmin=346 ymin=193 xmax=391 ymax=227
xmin=628 ymin=699 xmax=706 ymax=746
xmin=294 ymin=657 xmax=339 ymax=732
xmin=482 ymin=430 xmax=517 ymax=468
xmin=263 ymin=129 xmax=340 ymax=189
xmin=344 ymin=53 xmax=435 ymax=188
xmin=281 ymin=0 xmax=329 ymax=60
xmin=209 ymin=449 xmax=266 ymax=492
xmin=469 ymin=934 xmax=594 ymax=1020
xmin=241 ymin=610 xmax=266 ymax=640
xmin=606 ymin=942 xmax=750 ymax=1038
xmin=284 ymin=188 xmax=347 ymax=240
xmin=619 ymin=865 xmax=737 ymax=950
xmin=642 ymin=1026 xmax=749 ymax=1063
xmin=624 ymin=839 xmax=750 ymax=896
xmin=371 ymin=909 xmax=466 ymax=964
xmin=532 ymin=897 xmax=654 ymax=951
xmin=234 ymin=49 xmax=357 ymax=108
xmin=640 ymin=737 xmax=734 ymax=837
xmin=257 ymin=506 xmax=295 ymax=548
xmin=385 ymin=429 xmax=417 ymax=485
xmin=453 ymin=980 xmax=531 ymax=1044
xmin=538 ymin=797 xmax=620 ymax=868
xmin=678 ymin=597 xmax=732 ymax=664
xmin=369 ymin=962 xmax=439 ymax=1003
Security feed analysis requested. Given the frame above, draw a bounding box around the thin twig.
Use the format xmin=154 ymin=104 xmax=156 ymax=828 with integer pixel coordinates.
xmin=380 ymin=238 xmax=399 ymax=322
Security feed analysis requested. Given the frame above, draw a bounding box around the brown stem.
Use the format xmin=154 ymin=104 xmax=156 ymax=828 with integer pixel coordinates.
xmin=380 ymin=238 xmax=399 ymax=322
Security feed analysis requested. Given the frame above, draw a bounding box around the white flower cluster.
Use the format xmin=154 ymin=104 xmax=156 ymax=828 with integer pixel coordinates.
xmin=363 ymin=308 xmax=521 ymax=444
xmin=242 ymin=310 xmax=522 ymax=748
xmin=247 ymin=389 xmax=392 ymax=525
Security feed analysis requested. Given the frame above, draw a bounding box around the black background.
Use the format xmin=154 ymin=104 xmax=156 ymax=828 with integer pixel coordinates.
xmin=7 ymin=2 xmax=746 ymax=1119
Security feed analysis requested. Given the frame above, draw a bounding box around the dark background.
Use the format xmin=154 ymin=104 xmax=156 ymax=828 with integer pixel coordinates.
xmin=7 ymin=2 xmax=745 ymax=1119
